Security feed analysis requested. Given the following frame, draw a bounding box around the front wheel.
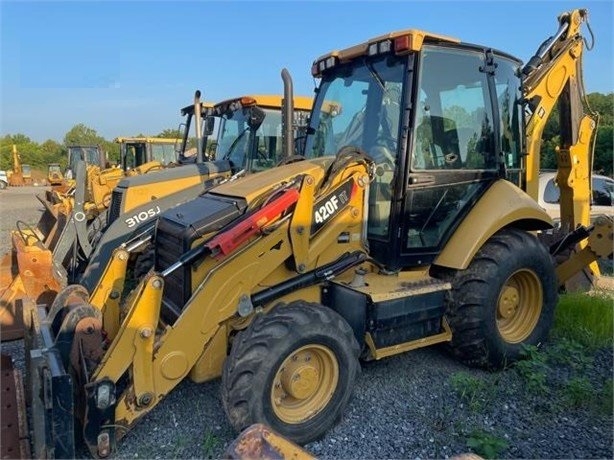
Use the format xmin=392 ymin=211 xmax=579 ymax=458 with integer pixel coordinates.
xmin=221 ymin=302 xmax=360 ymax=445
xmin=447 ymin=228 xmax=558 ymax=369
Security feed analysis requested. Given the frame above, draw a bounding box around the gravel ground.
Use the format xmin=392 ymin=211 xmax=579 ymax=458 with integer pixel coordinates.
xmin=0 ymin=186 xmax=612 ymax=459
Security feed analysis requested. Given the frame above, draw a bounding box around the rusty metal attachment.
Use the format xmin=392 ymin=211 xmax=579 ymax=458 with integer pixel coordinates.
xmin=1 ymin=353 xmax=30 ymax=459
xmin=224 ymin=423 xmax=314 ymax=460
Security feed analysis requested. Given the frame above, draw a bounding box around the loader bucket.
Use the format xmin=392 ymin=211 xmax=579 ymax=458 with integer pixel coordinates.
xmin=0 ymin=229 xmax=63 ymax=341
xmin=0 ymin=252 xmax=27 ymax=341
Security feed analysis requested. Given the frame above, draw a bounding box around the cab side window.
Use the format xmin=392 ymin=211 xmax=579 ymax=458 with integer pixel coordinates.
xmin=412 ymin=47 xmax=496 ymax=170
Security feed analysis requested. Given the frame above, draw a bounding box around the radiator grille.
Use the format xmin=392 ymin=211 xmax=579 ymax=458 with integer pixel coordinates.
xmin=108 ymin=189 xmax=124 ymax=224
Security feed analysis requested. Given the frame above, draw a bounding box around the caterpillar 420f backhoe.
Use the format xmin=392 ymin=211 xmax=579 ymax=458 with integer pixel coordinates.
xmin=24 ymin=8 xmax=611 ymax=458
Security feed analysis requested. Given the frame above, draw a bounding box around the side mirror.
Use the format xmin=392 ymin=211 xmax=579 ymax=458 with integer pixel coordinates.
xmin=247 ymin=106 xmax=266 ymax=131
xmin=204 ymin=117 xmax=215 ymax=136
xmin=176 ymin=122 xmax=188 ymax=153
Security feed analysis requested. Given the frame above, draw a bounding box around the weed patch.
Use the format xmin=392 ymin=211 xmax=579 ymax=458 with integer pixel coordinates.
xmin=449 ymin=372 xmax=496 ymax=412
xmin=466 ymin=429 xmax=509 ymax=459
xmin=202 ymin=430 xmax=220 ymax=458
xmin=514 ymin=345 xmax=549 ymax=396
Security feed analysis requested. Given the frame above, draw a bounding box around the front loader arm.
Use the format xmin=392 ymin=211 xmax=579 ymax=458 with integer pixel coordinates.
xmin=80 ymin=159 xmax=371 ymax=456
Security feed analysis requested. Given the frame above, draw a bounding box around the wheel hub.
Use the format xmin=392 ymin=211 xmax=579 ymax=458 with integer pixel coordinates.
xmin=496 ymin=269 xmax=543 ymax=343
xmin=271 ymin=345 xmax=339 ymax=424
xmin=498 ymin=286 xmax=520 ymax=319
xmin=280 ymin=360 xmax=319 ymax=400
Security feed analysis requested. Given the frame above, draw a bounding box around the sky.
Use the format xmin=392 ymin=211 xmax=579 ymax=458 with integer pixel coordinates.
xmin=1 ymin=0 xmax=612 ymax=143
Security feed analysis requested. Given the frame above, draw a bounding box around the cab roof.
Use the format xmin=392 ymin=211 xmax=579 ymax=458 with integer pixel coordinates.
xmin=311 ymin=28 xmax=520 ymax=77
xmin=214 ymin=95 xmax=313 ymax=112
xmin=312 ymin=29 xmax=460 ymax=67
xmin=114 ymin=137 xmax=178 ymax=143
xmin=181 ymin=95 xmax=313 ymax=116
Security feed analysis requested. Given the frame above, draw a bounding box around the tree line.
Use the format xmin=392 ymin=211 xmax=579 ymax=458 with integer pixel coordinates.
xmin=0 ymin=92 xmax=612 ymax=175
xmin=0 ymin=124 xmax=185 ymax=171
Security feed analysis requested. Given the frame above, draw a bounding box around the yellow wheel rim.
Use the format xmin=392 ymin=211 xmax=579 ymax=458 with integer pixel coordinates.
xmin=496 ymin=269 xmax=543 ymax=343
xmin=271 ymin=344 xmax=339 ymax=424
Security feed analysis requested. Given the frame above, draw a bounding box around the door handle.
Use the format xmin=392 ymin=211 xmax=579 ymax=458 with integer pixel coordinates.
xmin=408 ymin=174 xmax=436 ymax=185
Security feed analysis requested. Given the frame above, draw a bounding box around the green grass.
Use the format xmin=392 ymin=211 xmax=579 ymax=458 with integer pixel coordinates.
xmin=449 ymin=372 xmax=491 ymax=412
xmin=466 ymin=429 xmax=509 ymax=459
xmin=552 ymin=291 xmax=614 ymax=350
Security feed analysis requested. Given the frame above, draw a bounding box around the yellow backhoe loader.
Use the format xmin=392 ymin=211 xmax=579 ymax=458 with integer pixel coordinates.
xmin=23 ymin=8 xmax=612 ymax=459
xmin=47 ymin=163 xmax=64 ymax=186
xmin=0 ymin=89 xmax=313 ymax=341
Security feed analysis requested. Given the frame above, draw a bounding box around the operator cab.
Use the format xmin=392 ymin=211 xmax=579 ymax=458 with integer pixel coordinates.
xmin=178 ymin=95 xmax=313 ymax=173
xmin=66 ymin=145 xmax=106 ymax=177
xmin=305 ymin=31 xmax=525 ymax=270
xmin=212 ymin=96 xmax=312 ymax=173
xmin=117 ymin=138 xmax=179 ymax=170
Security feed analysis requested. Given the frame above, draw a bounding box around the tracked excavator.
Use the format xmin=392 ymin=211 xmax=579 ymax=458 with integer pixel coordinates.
xmin=22 ymin=8 xmax=612 ymax=459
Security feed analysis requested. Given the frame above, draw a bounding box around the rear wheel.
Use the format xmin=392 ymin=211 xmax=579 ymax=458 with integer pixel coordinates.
xmin=447 ymin=228 xmax=558 ymax=369
xmin=221 ymin=302 xmax=360 ymax=445
xmin=0 ymin=180 xmax=6 ymax=190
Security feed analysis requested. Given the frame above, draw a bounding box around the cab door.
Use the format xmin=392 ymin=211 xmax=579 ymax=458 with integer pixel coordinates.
xmin=395 ymin=45 xmax=500 ymax=268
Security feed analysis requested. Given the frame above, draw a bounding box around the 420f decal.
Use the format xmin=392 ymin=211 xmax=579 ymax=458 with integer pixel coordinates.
xmin=311 ymin=180 xmax=354 ymax=235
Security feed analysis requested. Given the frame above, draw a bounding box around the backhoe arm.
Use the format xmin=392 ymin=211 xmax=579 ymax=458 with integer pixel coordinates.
xmin=522 ymin=8 xmax=597 ymax=233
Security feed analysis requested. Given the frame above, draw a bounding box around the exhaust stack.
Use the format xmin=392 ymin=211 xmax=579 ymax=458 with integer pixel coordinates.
xmin=281 ymin=68 xmax=295 ymax=158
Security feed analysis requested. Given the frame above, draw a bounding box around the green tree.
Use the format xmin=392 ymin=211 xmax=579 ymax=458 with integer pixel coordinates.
xmin=540 ymin=92 xmax=613 ymax=177
xmin=157 ymin=128 xmax=182 ymax=139
xmin=40 ymin=139 xmax=66 ymax=167
xmin=593 ymin=125 xmax=613 ymax=176
xmin=0 ymin=134 xmax=45 ymax=170
xmin=63 ymin=123 xmax=106 ymax=147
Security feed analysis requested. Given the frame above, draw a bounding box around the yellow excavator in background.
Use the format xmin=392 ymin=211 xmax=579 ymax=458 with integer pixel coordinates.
xmin=6 ymin=144 xmax=31 ymax=186
xmin=22 ymin=8 xmax=612 ymax=459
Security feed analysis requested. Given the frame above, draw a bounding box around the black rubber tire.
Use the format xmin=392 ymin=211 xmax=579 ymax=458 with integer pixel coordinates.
xmin=0 ymin=180 xmax=6 ymax=190
xmin=221 ymin=302 xmax=360 ymax=445
xmin=447 ymin=228 xmax=558 ymax=369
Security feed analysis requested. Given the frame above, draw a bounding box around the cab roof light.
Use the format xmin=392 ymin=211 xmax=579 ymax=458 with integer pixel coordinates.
xmin=394 ymin=35 xmax=411 ymax=53
xmin=368 ymin=40 xmax=392 ymax=56
xmin=239 ymin=96 xmax=257 ymax=107
xmin=311 ymin=56 xmax=338 ymax=77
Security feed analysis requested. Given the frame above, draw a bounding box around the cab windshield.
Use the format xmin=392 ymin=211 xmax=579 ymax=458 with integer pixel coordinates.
xmin=68 ymin=146 xmax=103 ymax=171
xmin=215 ymin=107 xmax=309 ymax=172
xmin=304 ymin=55 xmax=406 ymax=162
xmin=150 ymin=144 xmax=177 ymax=165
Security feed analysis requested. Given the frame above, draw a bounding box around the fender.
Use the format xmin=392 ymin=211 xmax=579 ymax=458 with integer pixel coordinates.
xmin=435 ymin=179 xmax=553 ymax=270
